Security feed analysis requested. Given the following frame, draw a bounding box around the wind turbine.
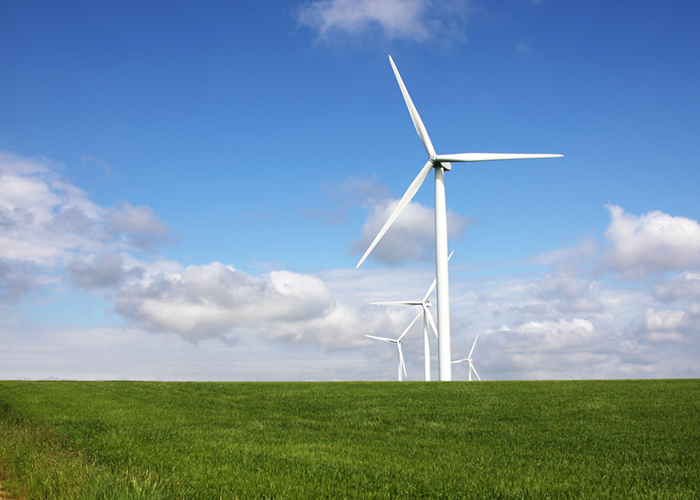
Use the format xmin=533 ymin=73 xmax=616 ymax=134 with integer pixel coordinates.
xmin=366 ymin=312 xmax=420 ymax=381
xmin=452 ymin=335 xmax=481 ymax=381
xmin=371 ymin=251 xmax=453 ymax=381
xmin=356 ymin=56 xmax=562 ymax=381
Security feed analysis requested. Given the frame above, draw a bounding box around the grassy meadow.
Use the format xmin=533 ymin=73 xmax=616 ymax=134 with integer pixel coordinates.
xmin=0 ymin=379 xmax=698 ymax=499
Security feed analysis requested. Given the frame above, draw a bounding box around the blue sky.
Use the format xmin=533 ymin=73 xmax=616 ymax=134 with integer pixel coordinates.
xmin=2 ymin=0 xmax=700 ymax=381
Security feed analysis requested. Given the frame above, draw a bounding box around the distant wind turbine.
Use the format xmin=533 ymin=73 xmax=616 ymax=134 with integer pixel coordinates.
xmin=371 ymin=251 xmax=454 ymax=381
xmin=452 ymin=335 xmax=481 ymax=381
xmin=357 ymin=56 xmax=562 ymax=381
xmin=366 ymin=313 xmax=420 ymax=381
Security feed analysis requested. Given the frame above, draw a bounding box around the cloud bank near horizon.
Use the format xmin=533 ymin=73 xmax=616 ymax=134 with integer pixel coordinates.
xmin=2 ymin=151 xmax=700 ymax=380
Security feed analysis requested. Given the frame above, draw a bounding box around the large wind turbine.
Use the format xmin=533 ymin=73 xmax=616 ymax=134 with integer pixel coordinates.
xmin=452 ymin=335 xmax=481 ymax=381
xmin=371 ymin=251 xmax=453 ymax=381
xmin=357 ymin=56 xmax=562 ymax=381
xmin=366 ymin=313 xmax=420 ymax=381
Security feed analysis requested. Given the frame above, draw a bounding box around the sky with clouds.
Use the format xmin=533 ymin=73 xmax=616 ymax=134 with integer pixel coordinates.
xmin=1 ymin=0 xmax=700 ymax=381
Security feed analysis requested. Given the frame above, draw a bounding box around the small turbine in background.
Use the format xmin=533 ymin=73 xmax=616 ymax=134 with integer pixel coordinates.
xmin=452 ymin=335 xmax=481 ymax=381
xmin=365 ymin=314 xmax=420 ymax=381
xmin=371 ymin=251 xmax=454 ymax=381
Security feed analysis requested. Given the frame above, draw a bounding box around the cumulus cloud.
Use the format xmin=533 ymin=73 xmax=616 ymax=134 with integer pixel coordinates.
xmin=108 ymin=201 xmax=176 ymax=250
xmin=67 ymin=253 xmax=144 ymax=289
xmin=114 ymin=262 xmax=398 ymax=347
xmin=296 ymin=0 xmax=475 ymax=43
xmin=0 ymin=260 xmax=39 ymax=303
xmin=0 ymin=152 xmax=104 ymax=267
xmin=653 ymin=272 xmax=700 ymax=302
xmin=351 ymin=198 xmax=472 ymax=264
xmin=0 ymin=151 xmax=176 ymax=300
xmin=304 ymin=175 xmax=389 ymax=227
xmin=603 ymin=204 xmax=700 ymax=277
xmin=632 ymin=295 xmax=700 ymax=343
xmin=495 ymin=318 xmax=598 ymax=353
xmin=471 ymin=318 xmax=626 ymax=380
xmin=532 ymin=265 xmax=603 ymax=313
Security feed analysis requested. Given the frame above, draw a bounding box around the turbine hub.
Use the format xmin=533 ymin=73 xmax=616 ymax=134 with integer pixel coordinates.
xmin=429 ymin=155 xmax=451 ymax=171
xmin=425 ymin=300 xmax=432 ymax=307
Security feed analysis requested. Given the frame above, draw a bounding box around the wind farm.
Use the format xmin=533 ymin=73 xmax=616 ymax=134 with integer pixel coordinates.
xmin=357 ymin=56 xmax=562 ymax=381
xmin=2 ymin=1 xmax=700 ymax=498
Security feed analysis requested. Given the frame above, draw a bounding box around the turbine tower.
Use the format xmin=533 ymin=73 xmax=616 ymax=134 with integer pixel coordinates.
xmin=371 ymin=251 xmax=453 ymax=381
xmin=357 ymin=56 xmax=562 ymax=381
xmin=452 ymin=335 xmax=481 ymax=381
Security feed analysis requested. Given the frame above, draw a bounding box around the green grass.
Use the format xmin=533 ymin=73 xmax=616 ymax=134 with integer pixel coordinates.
xmin=1 ymin=380 xmax=698 ymax=499
xmin=0 ymin=399 xmax=165 ymax=500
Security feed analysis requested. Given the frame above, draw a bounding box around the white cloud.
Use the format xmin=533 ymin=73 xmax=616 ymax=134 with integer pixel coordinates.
xmin=351 ymin=198 xmax=472 ymax=264
xmin=0 ymin=151 xmax=176 ymax=300
xmin=635 ymin=305 xmax=700 ymax=343
xmin=653 ymin=272 xmax=700 ymax=302
xmin=296 ymin=0 xmax=475 ymax=43
xmin=0 ymin=152 xmax=104 ymax=266
xmin=603 ymin=204 xmax=700 ymax=277
xmin=532 ymin=265 xmax=604 ymax=313
xmin=644 ymin=308 xmax=685 ymax=333
xmin=114 ymin=262 xmax=399 ymax=348
xmin=66 ymin=253 xmax=144 ymax=289
xmin=495 ymin=318 xmax=598 ymax=352
xmin=0 ymin=260 xmax=39 ymax=303
xmin=108 ymin=201 xmax=176 ymax=250
xmin=304 ymin=175 xmax=389 ymax=227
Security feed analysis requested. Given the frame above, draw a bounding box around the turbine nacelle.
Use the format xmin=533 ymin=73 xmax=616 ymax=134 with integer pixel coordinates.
xmin=429 ymin=156 xmax=451 ymax=171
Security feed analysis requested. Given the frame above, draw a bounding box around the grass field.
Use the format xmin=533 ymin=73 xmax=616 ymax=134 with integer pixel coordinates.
xmin=0 ymin=380 xmax=698 ymax=499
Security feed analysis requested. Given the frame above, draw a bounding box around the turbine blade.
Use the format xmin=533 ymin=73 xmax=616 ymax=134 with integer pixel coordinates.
xmin=399 ymin=311 xmax=423 ymax=341
xmin=426 ymin=307 xmax=438 ymax=339
xmin=423 ymin=278 xmax=437 ymax=303
xmin=434 ymin=153 xmax=563 ymax=163
xmin=365 ymin=335 xmax=396 ymax=343
xmin=389 ymin=56 xmax=436 ymax=157
xmin=470 ymin=362 xmax=481 ymax=381
xmin=398 ymin=343 xmax=407 ymax=379
xmin=356 ymin=160 xmax=434 ymax=268
xmin=468 ymin=334 xmax=479 ymax=358
xmin=371 ymin=301 xmax=422 ymax=306
xmin=421 ymin=250 xmax=453 ymax=302
xmin=451 ymin=358 xmax=468 ymax=364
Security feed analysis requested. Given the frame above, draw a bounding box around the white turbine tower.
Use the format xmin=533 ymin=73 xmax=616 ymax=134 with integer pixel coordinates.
xmin=357 ymin=56 xmax=562 ymax=381
xmin=452 ymin=335 xmax=481 ymax=381
xmin=366 ymin=313 xmax=420 ymax=381
xmin=371 ymin=251 xmax=453 ymax=381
